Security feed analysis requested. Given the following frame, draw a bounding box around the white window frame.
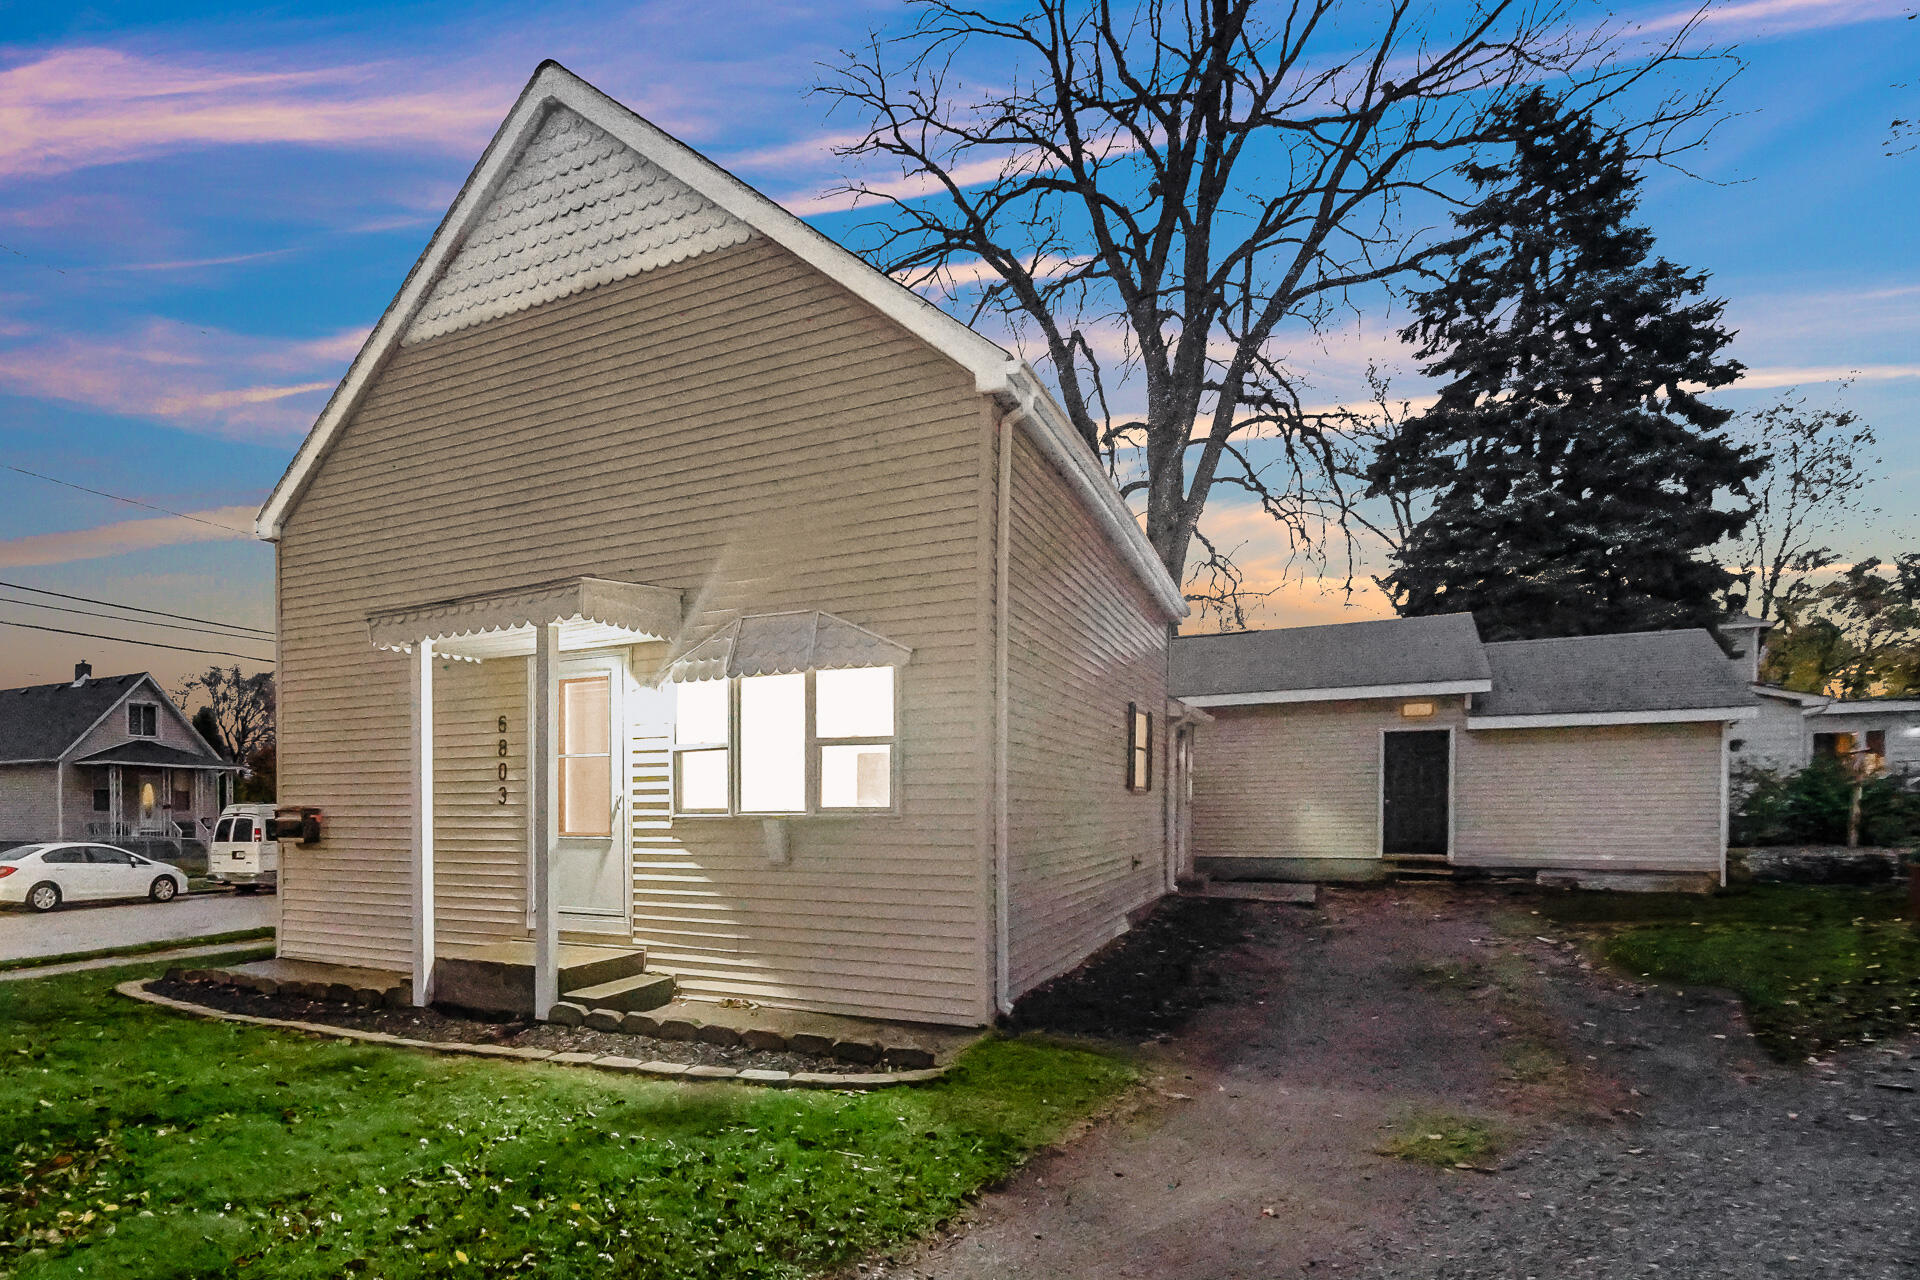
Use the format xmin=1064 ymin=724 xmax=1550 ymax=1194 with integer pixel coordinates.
xmin=669 ymin=666 xmax=903 ymax=818
xmin=128 ymin=703 xmax=159 ymax=737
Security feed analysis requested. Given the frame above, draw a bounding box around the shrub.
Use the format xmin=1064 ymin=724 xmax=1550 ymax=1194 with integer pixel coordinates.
xmin=1732 ymin=757 xmax=1920 ymax=847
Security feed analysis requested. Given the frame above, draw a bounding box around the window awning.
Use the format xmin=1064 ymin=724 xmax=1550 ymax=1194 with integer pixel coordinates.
xmin=660 ymin=611 xmax=911 ymax=683
xmin=368 ymin=576 xmax=684 ymax=661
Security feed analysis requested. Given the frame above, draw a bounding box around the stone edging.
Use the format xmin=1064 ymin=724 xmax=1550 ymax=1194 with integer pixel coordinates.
xmin=115 ymin=979 xmax=950 ymax=1090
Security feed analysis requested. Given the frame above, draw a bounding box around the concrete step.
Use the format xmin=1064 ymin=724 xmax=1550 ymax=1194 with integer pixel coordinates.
xmin=564 ymin=971 xmax=677 ymax=1013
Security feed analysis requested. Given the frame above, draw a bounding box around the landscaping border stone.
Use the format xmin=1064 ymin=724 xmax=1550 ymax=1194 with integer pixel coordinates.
xmin=115 ymin=979 xmax=954 ymax=1090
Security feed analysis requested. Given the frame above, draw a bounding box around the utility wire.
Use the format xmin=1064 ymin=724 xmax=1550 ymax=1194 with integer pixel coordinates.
xmin=0 ymin=594 xmax=267 ymax=641
xmin=1 ymin=464 xmax=253 ymax=533
xmin=0 ymin=618 xmax=274 ymax=663
xmin=0 ymin=580 xmax=274 ymax=637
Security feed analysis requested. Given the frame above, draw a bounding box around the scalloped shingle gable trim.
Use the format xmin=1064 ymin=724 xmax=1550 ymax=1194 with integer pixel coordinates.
xmin=402 ymin=106 xmax=755 ymax=345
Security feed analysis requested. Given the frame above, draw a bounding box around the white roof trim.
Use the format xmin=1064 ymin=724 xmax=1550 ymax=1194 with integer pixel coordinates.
xmin=1816 ymin=700 xmax=1920 ymax=716
xmin=1178 ymin=679 xmax=1491 ymax=708
xmin=1751 ymin=683 xmax=1830 ymax=708
xmin=254 ymin=60 xmax=1185 ymax=620
xmin=1467 ymin=706 xmax=1757 ymax=730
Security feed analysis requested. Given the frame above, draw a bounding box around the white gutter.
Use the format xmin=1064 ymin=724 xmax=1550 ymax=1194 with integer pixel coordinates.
xmin=1179 ymin=679 xmax=1492 ymax=708
xmin=1468 ymin=706 xmax=1758 ymax=730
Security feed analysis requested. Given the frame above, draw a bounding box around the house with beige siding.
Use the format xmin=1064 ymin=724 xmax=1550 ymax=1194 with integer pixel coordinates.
xmin=253 ymin=62 xmax=1187 ymax=1027
xmin=0 ymin=665 xmax=235 ymax=849
xmin=1173 ymin=616 xmax=1757 ymax=888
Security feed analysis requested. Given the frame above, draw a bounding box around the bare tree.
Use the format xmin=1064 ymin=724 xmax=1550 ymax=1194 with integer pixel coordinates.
xmin=177 ymin=666 xmax=276 ymax=764
xmin=1731 ymin=390 xmax=1879 ymax=622
xmin=820 ymin=0 xmax=1731 ymax=618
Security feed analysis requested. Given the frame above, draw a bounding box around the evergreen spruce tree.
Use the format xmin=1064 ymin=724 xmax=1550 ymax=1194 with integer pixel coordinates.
xmin=1366 ymin=90 xmax=1760 ymax=640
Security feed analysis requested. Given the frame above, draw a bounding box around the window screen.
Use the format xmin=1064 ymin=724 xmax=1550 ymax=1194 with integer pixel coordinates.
xmin=1126 ymin=703 xmax=1153 ymax=792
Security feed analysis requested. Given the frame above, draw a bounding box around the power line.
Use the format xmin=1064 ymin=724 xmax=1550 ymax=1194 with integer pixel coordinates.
xmin=0 ymin=618 xmax=274 ymax=664
xmin=1 ymin=464 xmax=253 ymax=533
xmin=0 ymin=580 xmax=274 ymax=637
xmin=0 ymin=594 xmax=267 ymax=642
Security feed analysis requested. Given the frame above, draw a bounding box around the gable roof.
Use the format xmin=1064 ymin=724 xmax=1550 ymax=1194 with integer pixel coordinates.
xmin=254 ymin=60 xmax=1185 ymax=619
xmin=1171 ymin=613 xmax=1492 ymax=705
xmin=0 ymin=673 xmax=213 ymax=765
xmin=1472 ymin=630 xmax=1756 ymax=723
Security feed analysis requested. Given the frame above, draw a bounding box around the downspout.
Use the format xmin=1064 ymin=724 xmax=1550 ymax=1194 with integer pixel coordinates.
xmin=993 ymin=404 xmax=1015 ymax=1016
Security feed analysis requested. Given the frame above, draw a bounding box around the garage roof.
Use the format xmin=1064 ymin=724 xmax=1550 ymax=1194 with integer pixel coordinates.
xmin=1171 ymin=613 xmax=1492 ymax=705
xmin=1474 ymin=630 xmax=1756 ymax=722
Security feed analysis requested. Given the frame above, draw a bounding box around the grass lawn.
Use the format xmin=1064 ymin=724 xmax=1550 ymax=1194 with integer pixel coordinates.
xmin=1 ymin=956 xmax=1134 ymax=1280
xmin=0 ymin=930 xmax=275 ymax=975
xmin=1535 ymin=883 xmax=1920 ymax=1058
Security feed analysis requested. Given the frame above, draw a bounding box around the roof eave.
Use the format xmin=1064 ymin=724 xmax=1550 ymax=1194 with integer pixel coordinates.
xmin=1467 ymin=706 xmax=1758 ymax=730
xmin=1177 ymin=679 xmax=1491 ymax=708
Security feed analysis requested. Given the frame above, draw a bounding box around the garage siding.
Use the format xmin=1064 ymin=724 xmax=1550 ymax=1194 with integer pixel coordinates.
xmin=1454 ymin=723 xmax=1726 ymax=872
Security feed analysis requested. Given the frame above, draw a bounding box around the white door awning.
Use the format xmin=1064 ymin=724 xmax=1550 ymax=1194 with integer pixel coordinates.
xmin=661 ymin=610 xmax=911 ymax=682
xmin=368 ymin=576 xmax=683 ymax=660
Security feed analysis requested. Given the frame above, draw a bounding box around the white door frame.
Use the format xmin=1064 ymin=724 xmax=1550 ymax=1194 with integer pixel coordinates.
xmin=1376 ymin=725 xmax=1456 ymax=860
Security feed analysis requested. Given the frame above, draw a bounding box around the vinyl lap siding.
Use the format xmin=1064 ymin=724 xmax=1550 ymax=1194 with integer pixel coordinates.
xmin=1002 ymin=429 xmax=1170 ymax=999
xmin=1188 ymin=698 xmax=1469 ymax=863
xmin=433 ymin=659 xmax=528 ymax=950
xmin=275 ymin=238 xmax=993 ymax=1022
xmin=0 ymin=765 xmax=59 ymax=842
xmin=1454 ymin=724 xmax=1726 ymax=872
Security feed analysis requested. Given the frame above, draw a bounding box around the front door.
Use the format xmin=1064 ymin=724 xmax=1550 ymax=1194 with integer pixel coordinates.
xmin=554 ymin=654 xmax=630 ymax=932
xmin=1381 ymin=730 xmax=1450 ymax=857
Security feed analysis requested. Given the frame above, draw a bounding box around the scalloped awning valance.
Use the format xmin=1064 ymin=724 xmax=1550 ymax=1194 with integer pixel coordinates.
xmin=367 ymin=576 xmax=684 ymax=660
xmin=660 ymin=611 xmax=911 ymax=683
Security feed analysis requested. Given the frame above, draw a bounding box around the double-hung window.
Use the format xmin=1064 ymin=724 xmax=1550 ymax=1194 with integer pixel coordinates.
xmin=670 ymin=666 xmax=898 ymax=815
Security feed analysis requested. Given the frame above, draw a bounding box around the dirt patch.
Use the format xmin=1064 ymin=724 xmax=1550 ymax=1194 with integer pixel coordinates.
xmin=147 ymin=979 xmax=884 ymax=1074
xmin=1005 ymin=896 xmax=1252 ymax=1041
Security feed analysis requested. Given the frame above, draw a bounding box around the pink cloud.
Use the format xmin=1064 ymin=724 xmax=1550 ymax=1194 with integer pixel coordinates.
xmin=0 ymin=47 xmax=509 ymax=179
xmin=0 ymin=505 xmax=259 ymax=568
xmin=0 ymin=318 xmax=364 ymax=439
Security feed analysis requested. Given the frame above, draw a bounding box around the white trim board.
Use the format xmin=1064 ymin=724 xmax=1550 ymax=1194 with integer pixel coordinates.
xmin=1467 ymin=706 xmax=1757 ymax=730
xmin=1178 ymin=680 xmax=1490 ymax=708
xmin=253 ymin=60 xmax=1185 ymax=621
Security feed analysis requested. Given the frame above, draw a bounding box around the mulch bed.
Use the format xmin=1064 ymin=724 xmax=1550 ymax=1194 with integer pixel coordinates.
xmin=147 ymin=979 xmax=877 ymax=1074
xmin=1007 ymin=895 xmax=1251 ymax=1041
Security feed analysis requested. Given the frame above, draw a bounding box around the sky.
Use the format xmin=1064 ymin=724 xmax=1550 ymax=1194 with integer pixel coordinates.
xmin=0 ymin=0 xmax=1915 ymax=692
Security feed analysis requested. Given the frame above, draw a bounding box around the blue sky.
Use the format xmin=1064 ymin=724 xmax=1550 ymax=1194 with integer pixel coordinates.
xmin=0 ymin=0 xmax=1914 ymax=689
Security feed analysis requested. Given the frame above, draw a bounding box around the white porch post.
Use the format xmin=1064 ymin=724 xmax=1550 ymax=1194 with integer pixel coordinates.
xmin=411 ymin=640 xmax=436 ymax=1007
xmin=53 ymin=761 xmax=64 ymax=840
xmin=108 ymin=766 xmax=122 ymax=841
xmin=532 ymin=621 xmax=561 ymax=1020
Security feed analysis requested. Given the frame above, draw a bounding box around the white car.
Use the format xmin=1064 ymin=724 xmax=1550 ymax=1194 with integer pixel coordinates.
xmin=0 ymin=842 xmax=187 ymax=912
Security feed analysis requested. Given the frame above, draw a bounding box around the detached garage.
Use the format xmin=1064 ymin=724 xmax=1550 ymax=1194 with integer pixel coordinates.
xmin=1172 ymin=616 xmax=1757 ymax=889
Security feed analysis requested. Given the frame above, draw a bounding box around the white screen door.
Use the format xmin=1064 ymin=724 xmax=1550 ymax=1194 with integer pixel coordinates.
xmin=552 ymin=654 xmax=630 ymax=931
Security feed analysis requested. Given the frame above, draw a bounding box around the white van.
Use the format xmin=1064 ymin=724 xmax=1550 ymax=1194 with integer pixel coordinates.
xmin=208 ymin=803 xmax=279 ymax=892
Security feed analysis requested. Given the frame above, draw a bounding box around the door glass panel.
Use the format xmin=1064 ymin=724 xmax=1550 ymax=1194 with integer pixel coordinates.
xmin=213 ymin=819 xmax=233 ymax=842
xmin=739 ymin=673 xmax=805 ymax=812
xmin=232 ymin=817 xmax=254 ymax=842
xmin=820 ymin=744 xmax=891 ymax=808
xmin=558 ymin=675 xmax=612 ymax=837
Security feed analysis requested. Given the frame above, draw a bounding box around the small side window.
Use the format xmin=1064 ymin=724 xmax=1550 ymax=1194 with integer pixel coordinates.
xmin=127 ymin=704 xmax=158 ymax=736
xmin=92 ymin=789 xmax=110 ymax=812
xmin=1126 ymin=703 xmax=1153 ymax=793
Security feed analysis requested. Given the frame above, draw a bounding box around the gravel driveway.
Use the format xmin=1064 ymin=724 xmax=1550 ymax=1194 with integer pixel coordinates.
xmin=0 ymin=890 xmax=275 ymax=961
xmin=869 ymin=886 xmax=1919 ymax=1279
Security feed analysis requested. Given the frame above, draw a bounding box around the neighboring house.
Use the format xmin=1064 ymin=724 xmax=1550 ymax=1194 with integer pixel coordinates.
xmin=254 ymin=63 xmax=1188 ymax=1026
xmin=0 ymin=664 xmax=237 ymax=848
xmin=1172 ymin=616 xmax=1757 ymax=887
xmin=1722 ymin=614 xmax=1920 ymax=780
